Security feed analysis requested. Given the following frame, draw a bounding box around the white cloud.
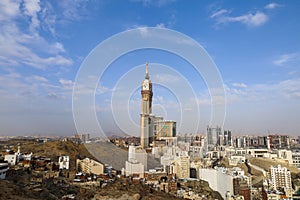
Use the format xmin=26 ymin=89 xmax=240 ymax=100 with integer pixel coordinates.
xmin=50 ymin=42 xmax=66 ymax=53
xmin=273 ymin=53 xmax=299 ymax=66
xmin=39 ymin=1 xmax=56 ymax=35
xmin=226 ymin=79 xmax=300 ymax=104
xmin=23 ymin=0 xmax=41 ymax=31
xmin=0 ymin=72 xmax=59 ymax=101
xmin=265 ymin=3 xmax=280 ymax=10
xmin=211 ymin=9 xmax=268 ymax=27
xmin=288 ymin=71 xmax=297 ymax=76
xmin=59 ymin=79 xmax=74 ymax=90
xmin=0 ymin=0 xmax=20 ymax=21
xmin=155 ymin=23 xmax=165 ymax=28
xmin=126 ymin=25 xmax=151 ymax=37
xmin=97 ymin=84 xmax=112 ymax=94
xmin=241 ymin=12 xmax=268 ymax=26
xmin=138 ymin=26 xmax=150 ymax=37
xmin=46 ymin=92 xmax=59 ymax=100
xmin=153 ymin=74 xmax=181 ymax=84
xmin=0 ymin=1 xmax=73 ymax=69
xmin=232 ymin=83 xmax=247 ymax=88
xmin=193 ymin=79 xmax=300 ymax=107
xmin=30 ymin=75 xmax=48 ymax=82
xmin=0 ymin=73 xmax=30 ymax=93
xmin=277 ymin=79 xmax=300 ymax=99
xmin=57 ymin=0 xmax=90 ymax=22
xmin=131 ymin=0 xmax=176 ymax=7
xmin=210 ymin=9 xmax=229 ymax=18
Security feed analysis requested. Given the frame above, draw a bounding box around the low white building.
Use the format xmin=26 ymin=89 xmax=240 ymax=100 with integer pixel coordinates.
xmin=199 ymin=167 xmax=250 ymax=199
xmin=125 ymin=160 xmax=144 ymax=178
xmin=125 ymin=145 xmax=147 ymax=178
xmin=0 ymin=163 xmax=9 ymax=179
xmin=277 ymin=149 xmax=293 ymax=164
xmin=128 ymin=145 xmax=147 ymax=170
xmin=199 ymin=167 xmax=234 ymax=199
xmin=20 ymin=153 xmax=33 ymax=161
xmin=228 ymin=156 xmax=245 ymax=166
xmin=59 ymin=156 xmax=69 ymax=170
xmin=4 ymin=145 xmax=29 ymax=165
xmin=224 ymin=146 xmax=236 ymax=157
xmin=235 ymin=149 xmax=247 ymax=156
xmin=247 ymin=148 xmax=269 ymax=158
xmin=4 ymin=154 xmax=18 ymax=165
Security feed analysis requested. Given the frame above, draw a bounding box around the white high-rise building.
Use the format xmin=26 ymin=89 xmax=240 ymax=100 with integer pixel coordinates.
xmin=269 ymin=165 xmax=292 ymax=196
xmin=207 ymin=125 xmax=222 ymax=148
xmin=128 ymin=145 xmax=147 ymax=170
xmin=125 ymin=145 xmax=147 ymax=178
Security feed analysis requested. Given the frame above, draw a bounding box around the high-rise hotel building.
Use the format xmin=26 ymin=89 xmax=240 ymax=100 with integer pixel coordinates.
xmin=140 ymin=62 xmax=153 ymax=148
xmin=140 ymin=62 xmax=177 ymax=149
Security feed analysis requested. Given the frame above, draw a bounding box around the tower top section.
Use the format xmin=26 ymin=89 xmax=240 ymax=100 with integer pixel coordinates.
xmin=145 ymin=61 xmax=149 ymax=79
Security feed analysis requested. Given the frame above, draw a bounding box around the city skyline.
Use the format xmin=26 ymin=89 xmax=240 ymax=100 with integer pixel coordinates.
xmin=0 ymin=1 xmax=300 ymax=136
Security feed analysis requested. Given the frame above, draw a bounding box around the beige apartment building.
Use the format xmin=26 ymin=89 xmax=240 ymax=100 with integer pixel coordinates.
xmin=76 ymin=158 xmax=104 ymax=175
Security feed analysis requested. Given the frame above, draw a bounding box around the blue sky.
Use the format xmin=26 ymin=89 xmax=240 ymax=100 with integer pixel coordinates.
xmin=0 ymin=0 xmax=300 ymax=137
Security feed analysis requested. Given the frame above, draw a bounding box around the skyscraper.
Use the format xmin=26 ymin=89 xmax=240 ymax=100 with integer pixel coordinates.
xmin=207 ymin=125 xmax=214 ymax=146
xmin=140 ymin=62 xmax=153 ymax=148
xmin=207 ymin=125 xmax=222 ymax=148
xmin=224 ymin=130 xmax=232 ymax=146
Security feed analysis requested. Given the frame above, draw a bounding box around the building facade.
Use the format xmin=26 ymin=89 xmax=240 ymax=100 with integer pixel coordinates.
xmin=156 ymin=121 xmax=176 ymax=140
xmin=174 ymin=152 xmax=190 ymax=179
xmin=4 ymin=154 xmax=18 ymax=165
xmin=125 ymin=145 xmax=147 ymax=178
xmin=0 ymin=163 xmax=8 ymax=179
xmin=292 ymin=151 xmax=300 ymax=169
xmin=207 ymin=125 xmax=222 ymax=148
xmin=76 ymin=158 xmax=104 ymax=175
xmin=58 ymin=156 xmax=69 ymax=170
xmin=224 ymin=130 xmax=232 ymax=146
xmin=269 ymin=165 xmax=292 ymax=197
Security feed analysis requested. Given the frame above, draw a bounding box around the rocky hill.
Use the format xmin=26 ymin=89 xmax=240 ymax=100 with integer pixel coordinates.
xmin=249 ymin=157 xmax=299 ymax=173
xmin=86 ymin=142 xmax=161 ymax=170
xmin=1 ymin=140 xmax=160 ymax=170
xmin=1 ymin=140 xmax=95 ymax=170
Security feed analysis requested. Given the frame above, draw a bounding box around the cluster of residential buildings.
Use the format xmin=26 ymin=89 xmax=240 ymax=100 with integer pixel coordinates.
xmin=0 ymin=144 xmax=71 ymax=175
xmin=119 ymin=63 xmax=300 ymax=200
xmin=0 ymin=137 xmax=124 ymax=184
xmin=121 ymin=132 xmax=299 ymax=199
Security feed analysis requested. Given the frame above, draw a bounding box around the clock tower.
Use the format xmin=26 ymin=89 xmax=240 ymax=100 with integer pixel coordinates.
xmin=140 ymin=62 xmax=153 ymax=148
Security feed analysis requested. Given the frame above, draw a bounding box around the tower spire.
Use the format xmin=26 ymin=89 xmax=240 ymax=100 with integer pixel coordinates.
xmin=145 ymin=61 xmax=149 ymax=79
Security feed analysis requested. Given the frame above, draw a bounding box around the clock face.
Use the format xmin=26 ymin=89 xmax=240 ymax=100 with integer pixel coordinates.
xmin=143 ymin=80 xmax=149 ymax=90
